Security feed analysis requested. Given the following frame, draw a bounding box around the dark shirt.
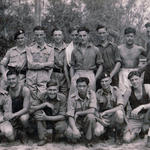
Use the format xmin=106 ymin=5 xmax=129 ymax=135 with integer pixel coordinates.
xmin=97 ymin=41 xmax=121 ymax=72
xmin=71 ymin=43 xmax=103 ymax=71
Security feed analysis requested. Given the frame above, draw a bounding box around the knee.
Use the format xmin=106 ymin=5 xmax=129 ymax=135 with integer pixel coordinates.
xmin=20 ymin=114 xmax=29 ymax=125
xmin=86 ymin=114 xmax=95 ymax=122
xmin=55 ymin=121 xmax=67 ymax=134
xmin=94 ymin=122 xmax=105 ymax=137
xmin=115 ymin=110 xmax=124 ymax=124
xmin=123 ymin=131 xmax=135 ymax=143
xmin=3 ymin=126 xmax=14 ymax=141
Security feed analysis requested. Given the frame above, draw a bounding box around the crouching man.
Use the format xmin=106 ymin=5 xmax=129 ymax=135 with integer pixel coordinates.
xmin=66 ymin=77 xmax=97 ymax=147
xmin=0 ymin=85 xmax=14 ymax=141
xmin=34 ymin=81 xmax=67 ymax=146
xmin=95 ymin=72 xmax=125 ymax=145
xmin=123 ymin=71 xmax=150 ymax=148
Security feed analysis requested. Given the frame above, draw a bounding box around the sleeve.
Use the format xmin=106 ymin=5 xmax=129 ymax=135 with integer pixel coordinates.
xmin=147 ymin=43 xmax=150 ymax=61
xmin=66 ymin=96 xmax=75 ymax=117
xmin=0 ymin=50 xmax=10 ymax=66
xmin=144 ymin=84 xmax=150 ymax=99
xmin=113 ymin=44 xmax=122 ymax=63
xmin=47 ymin=47 xmax=54 ymax=67
xmin=95 ymin=47 xmax=104 ymax=66
xmin=89 ymin=91 xmax=97 ymax=109
xmin=3 ymin=94 xmax=12 ymax=114
xmin=59 ymin=96 xmax=67 ymax=116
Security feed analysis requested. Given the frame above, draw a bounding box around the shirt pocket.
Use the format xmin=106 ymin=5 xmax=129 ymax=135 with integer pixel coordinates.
xmin=42 ymin=52 xmax=50 ymax=62
xmin=9 ymin=53 xmax=19 ymax=64
xmin=31 ymin=52 xmax=41 ymax=62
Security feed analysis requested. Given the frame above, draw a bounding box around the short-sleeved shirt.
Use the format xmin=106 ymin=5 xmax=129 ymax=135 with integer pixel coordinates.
xmin=67 ymin=89 xmax=97 ymax=117
xmin=97 ymin=42 xmax=121 ymax=72
xmin=96 ymin=86 xmax=124 ymax=112
xmin=39 ymin=92 xmax=66 ymax=116
xmin=1 ymin=46 xmax=28 ymax=71
xmin=0 ymin=88 xmax=12 ymax=120
xmin=71 ymin=43 xmax=103 ymax=71
xmin=52 ymin=42 xmax=68 ymax=69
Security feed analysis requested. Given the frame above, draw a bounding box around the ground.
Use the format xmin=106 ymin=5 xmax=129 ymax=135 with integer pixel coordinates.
xmin=0 ymin=137 xmax=149 ymax=150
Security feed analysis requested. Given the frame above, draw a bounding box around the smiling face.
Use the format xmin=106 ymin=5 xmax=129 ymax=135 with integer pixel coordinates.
xmin=47 ymin=85 xmax=58 ymax=99
xmin=129 ymin=75 xmax=142 ymax=88
xmin=78 ymin=31 xmax=89 ymax=45
xmin=53 ymin=30 xmax=63 ymax=44
xmin=76 ymin=81 xmax=88 ymax=97
xmin=16 ymin=33 xmax=25 ymax=46
xmin=7 ymin=74 xmax=19 ymax=88
xmin=97 ymin=27 xmax=108 ymax=42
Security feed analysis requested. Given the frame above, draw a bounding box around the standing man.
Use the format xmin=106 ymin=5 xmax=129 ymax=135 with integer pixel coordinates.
xmin=0 ymin=29 xmax=28 ymax=86
xmin=34 ymin=81 xmax=67 ymax=146
xmin=66 ymin=77 xmax=97 ymax=146
xmin=26 ymin=26 xmax=54 ymax=104
xmin=70 ymin=26 xmax=103 ymax=93
xmin=6 ymin=69 xmax=30 ymax=136
xmin=96 ymin=25 xmax=121 ymax=88
xmin=51 ymin=28 xmax=70 ymax=96
xmin=123 ymin=71 xmax=150 ymax=148
xmin=118 ymin=27 xmax=146 ymax=95
xmin=66 ymin=27 xmax=78 ymax=67
xmin=95 ymin=72 xmax=125 ymax=145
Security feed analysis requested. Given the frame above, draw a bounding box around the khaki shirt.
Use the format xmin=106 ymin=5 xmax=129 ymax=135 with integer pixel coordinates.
xmin=96 ymin=86 xmax=124 ymax=112
xmin=40 ymin=92 xmax=66 ymax=116
xmin=0 ymin=88 xmax=12 ymax=121
xmin=1 ymin=46 xmax=27 ymax=70
xmin=67 ymin=89 xmax=97 ymax=117
xmin=27 ymin=43 xmax=54 ymax=70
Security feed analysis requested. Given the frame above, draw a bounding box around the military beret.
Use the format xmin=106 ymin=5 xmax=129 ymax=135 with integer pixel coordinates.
xmin=14 ymin=29 xmax=25 ymax=40
xmin=100 ymin=72 xmax=110 ymax=80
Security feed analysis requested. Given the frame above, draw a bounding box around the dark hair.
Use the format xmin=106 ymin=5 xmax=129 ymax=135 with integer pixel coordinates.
xmin=33 ymin=26 xmax=45 ymax=32
xmin=51 ymin=27 xmax=63 ymax=36
xmin=124 ymin=27 xmax=136 ymax=35
xmin=68 ymin=26 xmax=78 ymax=34
xmin=96 ymin=24 xmax=107 ymax=31
xmin=46 ymin=81 xmax=58 ymax=88
xmin=76 ymin=77 xmax=89 ymax=85
xmin=77 ymin=26 xmax=90 ymax=33
xmin=6 ymin=69 xmax=19 ymax=77
xmin=14 ymin=29 xmax=25 ymax=40
xmin=100 ymin=71 xmax=110 ymax=80
xmin=145 ymin=22 xmax=150 ymax=28
xmin=128 ymin=71 xmax=141 ymax=80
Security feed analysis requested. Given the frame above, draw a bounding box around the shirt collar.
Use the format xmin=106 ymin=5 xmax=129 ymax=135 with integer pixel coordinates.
xmin=36 ymin=42 xmax=47 ymax=50
xmin=101 ymin=86 xmax=113 ymax=96
xmin=13 ymin=46 xmax=27 ymax=54
xmin=74 ymin=89 xmax=91 ymax=101
xmin=76 ymin=42 xmax=93 ymax=51
xmin=53 ymin=42 xmax=67 ymax=51
xmin=45 ymin=92 xmax=61 ymax=102
xmin=98 ymin=41 xmax=110 ymax=48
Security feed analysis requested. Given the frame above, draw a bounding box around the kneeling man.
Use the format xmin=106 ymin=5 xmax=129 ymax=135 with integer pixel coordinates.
xmin=96 ymin=72 xmax=125 ymax=144
xmin=123 ymin=71 xmax=150 ymax=147
xmin=66 ymin=77 xmax=97 ymax=146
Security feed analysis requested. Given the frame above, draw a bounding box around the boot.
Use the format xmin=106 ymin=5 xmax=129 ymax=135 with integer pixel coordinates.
xmin=115 ymin=128 xmax=123 ymax=145
xmin=146 ymin=136 xmax=150 ymax=148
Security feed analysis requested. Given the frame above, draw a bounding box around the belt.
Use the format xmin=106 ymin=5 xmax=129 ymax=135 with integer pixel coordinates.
xmin=53 ymin=68 xmax=64 ymax=73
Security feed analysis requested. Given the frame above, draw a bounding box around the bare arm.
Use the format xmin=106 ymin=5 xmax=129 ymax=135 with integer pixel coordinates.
xmin=12 ymin=87 xmax=30 ymax=118
xmin=45 ymin=115 xmax=65 ymax=121
xmin=76 ymin=108 xmax=95 ymax=116
xmin=110 ymin=62 xmax=121 ymax=78
xmin=64 ymin=58 xmax=70 ymax=87
xmin=95 ymin=65 xmax=103 ymax=80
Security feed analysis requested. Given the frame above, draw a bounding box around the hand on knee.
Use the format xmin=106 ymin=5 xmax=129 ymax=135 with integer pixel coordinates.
xmin=20 ymin=114 xmax=29 ymax=126
xmin=115 ymin=110 xmax=124 ymax=124
xmin=4 ymin=128 xmax=15 ymax=141
xmin=123 ymin=131 xmax=136 ymax=143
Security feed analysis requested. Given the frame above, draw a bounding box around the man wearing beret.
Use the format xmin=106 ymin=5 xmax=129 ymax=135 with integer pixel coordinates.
xmin=96 ymin=72 xmax=125 ymax=145
xmin=0 ymin=29 xmax=28 ymax=87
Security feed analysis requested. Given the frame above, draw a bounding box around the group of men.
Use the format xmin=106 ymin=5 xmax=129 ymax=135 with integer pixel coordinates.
xmin=0 ymin=23 xmax=150 ymax=148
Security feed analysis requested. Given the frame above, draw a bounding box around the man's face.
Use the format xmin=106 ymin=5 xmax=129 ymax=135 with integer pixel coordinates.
xmin=97 ymin=28 xmax=108 ymax=42
xmin=77 ymin=82 xmax=88 ymax=96
xmin=100 ymin=77 xmax=111 ymax=90
xmin=16 ymin=34 xmax=25 ymax=46
xmin=129 ymin=75 xmax=142 ymax=88
xmin=7 ymin=74 xmax=19 ymax=88
xmin=125 ymin=33 xmax=135 ymax=46
xmin=47 ymin=86 xmax=58 ymax=99
xmin=146 ymin=27 xmax=150 ymax=39
xmin=53 ymin=30 xmax=63 ymax=44
xmin=78 ymin=31 xmax=89 ymax=45
xmin=71 ymin=30 xmax=78 ymax=43
xmin=34 ymin=30 xmax=45 ymax=44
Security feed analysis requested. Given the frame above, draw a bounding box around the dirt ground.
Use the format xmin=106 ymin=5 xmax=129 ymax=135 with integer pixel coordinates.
xmin=0 ymin=137 xmax=149 ymax=150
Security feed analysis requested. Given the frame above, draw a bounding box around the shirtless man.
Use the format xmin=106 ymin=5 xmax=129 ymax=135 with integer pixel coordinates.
xmin=118 ymin=27 xmax=146 ymax=95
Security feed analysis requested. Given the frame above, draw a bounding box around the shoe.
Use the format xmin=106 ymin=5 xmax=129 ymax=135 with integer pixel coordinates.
xmin=37 ymin=140 xmax=47 ymax=146
xmin=146 ymin=136 xmax=150 ymax=148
